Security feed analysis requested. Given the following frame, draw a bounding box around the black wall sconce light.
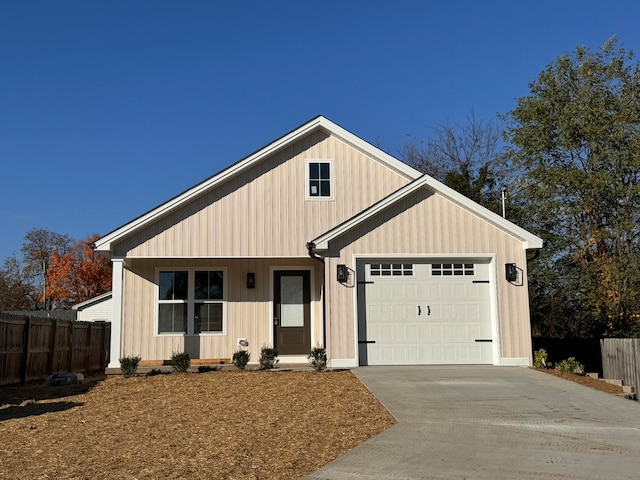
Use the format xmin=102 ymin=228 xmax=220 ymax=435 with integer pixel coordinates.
xmin=505 ymin=263 xmax=518 ymax=282
xmin=337 ymin=264 xmax=349 ymax=282
xmin=247 ymin=272 xmax=256 ymax=288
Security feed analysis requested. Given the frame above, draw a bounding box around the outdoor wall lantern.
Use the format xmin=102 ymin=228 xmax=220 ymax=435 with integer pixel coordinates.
xmin=247 ymin=272 xmax=256 ymax=288
xmin=337 ymin=264 xmax=349 ymax=283
xmin=505 ymin=263 xmax=518 ymax=282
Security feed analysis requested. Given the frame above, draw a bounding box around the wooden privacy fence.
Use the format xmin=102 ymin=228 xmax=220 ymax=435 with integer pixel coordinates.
xmin=601 ymin=338 xmax=640 ymax=392
xmin=0 ymin=313 xmax=110 ymax=385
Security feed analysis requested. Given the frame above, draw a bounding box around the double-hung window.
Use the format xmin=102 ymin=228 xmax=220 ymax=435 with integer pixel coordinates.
xmin=194 ymin=270 xmax=224 ymax=333
xmin=307 ymin=161 xmax=332 ymax=198
xmin=158 ymin=271 xmax=188 ymax=333
xmin=157 ymin=269 xmax=225 ymax=334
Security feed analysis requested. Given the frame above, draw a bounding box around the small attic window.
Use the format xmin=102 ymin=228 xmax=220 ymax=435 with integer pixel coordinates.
xmin=307 ymin=160 xmax=333 ymax=199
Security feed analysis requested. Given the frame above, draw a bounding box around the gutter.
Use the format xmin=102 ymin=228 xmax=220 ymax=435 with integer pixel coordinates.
xmin=306 ymin=242 xmax=327 ymax=349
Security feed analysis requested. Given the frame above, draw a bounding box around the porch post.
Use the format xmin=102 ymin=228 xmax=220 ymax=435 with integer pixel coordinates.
xmin=108 ymin=258 xmax=124 ymax=368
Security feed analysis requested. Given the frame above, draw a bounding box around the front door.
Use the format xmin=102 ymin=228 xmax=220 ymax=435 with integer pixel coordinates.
xmin=274 ymin=270 xmax=311 ymax=355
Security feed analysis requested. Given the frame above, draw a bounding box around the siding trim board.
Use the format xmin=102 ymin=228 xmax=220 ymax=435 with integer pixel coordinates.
xmin=92 ymin=116 xmax=542 ymax=368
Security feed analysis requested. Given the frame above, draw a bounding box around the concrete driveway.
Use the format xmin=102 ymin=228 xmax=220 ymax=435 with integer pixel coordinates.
xmin=305 ymin=366 xmax=640 ymax=480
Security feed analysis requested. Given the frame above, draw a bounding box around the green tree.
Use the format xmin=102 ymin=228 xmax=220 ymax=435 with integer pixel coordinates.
xmin=503 ymin=37 xmax=640 ymax=337
xmin=0 ymin=255 xmax=35 ymax=311
xmin=402 ymin=112 xmax=513 ymax=215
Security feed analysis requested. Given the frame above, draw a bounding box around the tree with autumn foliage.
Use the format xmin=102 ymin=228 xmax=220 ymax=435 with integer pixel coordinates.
xmin=503 ymin=37 xmax=640 ymax=338
xmin=47 ymin=234 xmax=112 ymax=309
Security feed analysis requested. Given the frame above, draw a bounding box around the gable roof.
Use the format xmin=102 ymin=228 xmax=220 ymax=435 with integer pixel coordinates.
xmin=72 ymin=291 xmax=113 ymax=311
xmin=310 ymin=174 xmax=543 ymax=251
xmin=93 ymin=115 xmax=420 ymax=254
xmin=93 ymin=115 xmax=542 ymax=254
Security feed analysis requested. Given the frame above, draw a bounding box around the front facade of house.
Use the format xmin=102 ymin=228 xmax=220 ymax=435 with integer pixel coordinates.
xmin=94 ymin=116 xmax=542 ymax=368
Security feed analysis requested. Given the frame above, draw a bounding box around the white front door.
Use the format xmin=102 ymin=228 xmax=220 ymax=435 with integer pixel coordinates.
xmin=359 ymin=260 xmax=493 ymax=365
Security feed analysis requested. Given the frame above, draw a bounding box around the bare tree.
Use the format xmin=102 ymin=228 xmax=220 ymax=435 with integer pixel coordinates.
xmin=402 ymin=112 xmax=513 ymax=214
xmin=21 ymin=228 xmax=73 ymax=309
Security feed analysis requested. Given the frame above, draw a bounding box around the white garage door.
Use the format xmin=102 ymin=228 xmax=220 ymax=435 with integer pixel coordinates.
xmin=359 ymin=261 xmax=493 ymax=365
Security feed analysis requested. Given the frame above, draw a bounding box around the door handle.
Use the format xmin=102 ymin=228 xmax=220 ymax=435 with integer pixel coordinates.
xmin=274 ymin=317 xmax=278 ymax=326
xmin=418 ymin=305 xmax=421 ymax=316
xmin=428 ymin=306 xmax=431 ymax=316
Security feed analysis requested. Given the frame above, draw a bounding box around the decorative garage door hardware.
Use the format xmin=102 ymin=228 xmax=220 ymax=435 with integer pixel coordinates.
xmin=475 ymin=339 xmax=493 ymax=342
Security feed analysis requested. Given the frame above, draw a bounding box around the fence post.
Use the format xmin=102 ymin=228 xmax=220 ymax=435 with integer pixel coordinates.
xmin=86 ymin=322 xmax=92 ymax=371
xmin=19 ymin=316 xmax=32 ymax=385
xmin=47 ymin=319 xmax=59 ymax=375
xmin=68 ymin=320 xmax=74 ymax=372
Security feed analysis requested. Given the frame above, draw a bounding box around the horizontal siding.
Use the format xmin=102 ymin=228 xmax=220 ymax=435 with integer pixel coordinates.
xmin=114 ymin=132 xmax=411 ymax=258
xmin=76 ymin=299 xmax=112 ymax=322
xmin=120 ymin=258 xmax=323 ymax=362
xmin=324 ymin=190 xmax=532 ymax=363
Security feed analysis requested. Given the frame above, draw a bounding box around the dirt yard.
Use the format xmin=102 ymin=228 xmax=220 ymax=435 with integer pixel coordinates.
xmin=0 ymin=370 xmax=396 ymax=480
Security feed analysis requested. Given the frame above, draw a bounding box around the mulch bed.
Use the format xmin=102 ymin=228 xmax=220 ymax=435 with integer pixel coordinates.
xmin=0 ymin=370 xmax=396 ymax=480
xmin=533 ymin=368 xmax=625 ymax=394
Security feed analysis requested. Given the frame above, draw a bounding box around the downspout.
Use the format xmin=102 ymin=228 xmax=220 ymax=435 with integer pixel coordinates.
xmin=306 ymin=242 xmax=327 ymax=349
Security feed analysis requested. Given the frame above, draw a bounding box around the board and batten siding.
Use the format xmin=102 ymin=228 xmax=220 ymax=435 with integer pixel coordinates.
xmin=113 ymin=131 xmax=412 ymax=259
xmin=119 ymin=258 xmax=323 ymax=362
xmin=323 ymin=189 xmax=533 ymax=364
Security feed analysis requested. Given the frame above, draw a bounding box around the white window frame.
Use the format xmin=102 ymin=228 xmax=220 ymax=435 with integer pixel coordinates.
xmin=431 ymin=263 xmax=476 ymax=277
xmin=305 ymin=159 xmax=334 ymax=200
xmin=155 ymin=267 xmax=227 ymax=336
xmin=369 ymin=263 xmax=414 ymax=277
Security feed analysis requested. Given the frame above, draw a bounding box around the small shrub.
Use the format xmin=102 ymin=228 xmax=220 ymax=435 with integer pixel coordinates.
xmin=170 ymin=351 xmax=191 ymax=372
xmin=533 ymin=349 xmax=550 ymax=369
xmin=197 ymin=365 xmax=220 ymax=373
xmin=147 ymin=368 xmax=171 ymax=377
xmin=119 ymin=355 xmax=141 ymax=378
xmin=308 ymin=346 xmax=327 ymax=372
xmin=232 ymin=350 xmax=251 ymax=370
xmin=555 ymin=357 xmax=585 ymax=375
xmin=259 ymin=346 xmax=279 ymax=370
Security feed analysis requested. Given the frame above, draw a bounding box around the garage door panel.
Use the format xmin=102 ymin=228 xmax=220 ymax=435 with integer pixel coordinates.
xmin=362 ymin=260 xmax=493 ymax=365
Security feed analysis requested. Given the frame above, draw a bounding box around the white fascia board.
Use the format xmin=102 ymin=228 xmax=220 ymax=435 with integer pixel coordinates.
xmin=94 ymin=115 xmax=421 ymax=253
xmin=425 ymin=177 xmax=543 ymax=250
xmin=312 ymin=175 xmax=543 ymax=252
xmin=94 ymin=117 xmax=330 ymax=252
xmin=316 ymin=117 xmax=422 ymax=180
xmin=71 ymin=291 xmax=113 ymax=310
xmin=312 ymin=176 xmax=430 ymax=250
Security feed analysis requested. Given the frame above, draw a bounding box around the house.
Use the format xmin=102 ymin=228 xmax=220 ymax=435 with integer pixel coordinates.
xmin=72 ymin=291 xmax=112 ymax=322
xmin=93 ymin=116 xmax=543 ymax=369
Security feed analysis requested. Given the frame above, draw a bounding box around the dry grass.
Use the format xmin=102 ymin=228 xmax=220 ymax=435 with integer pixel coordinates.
xmin=0 ymin=370 xmax=396 ymax=480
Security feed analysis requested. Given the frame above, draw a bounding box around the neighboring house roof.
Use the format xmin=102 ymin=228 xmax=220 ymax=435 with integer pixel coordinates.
xmin=72 ymin=291 xmax=113 ymax=311
xmin=310 ymin=174 xmax=543 ymax=251
xmin=93 ymin=115 xmax=542 ymax=254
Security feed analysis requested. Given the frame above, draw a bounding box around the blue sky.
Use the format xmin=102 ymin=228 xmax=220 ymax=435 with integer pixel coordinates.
xmin=1 ymin=1 xmax=638 ymax=262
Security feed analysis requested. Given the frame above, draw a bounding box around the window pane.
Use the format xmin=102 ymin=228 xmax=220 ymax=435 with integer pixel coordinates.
xmin=195 ymin=271 xmax=223 ymax=300
xmin=310 ymin=180 xmax=319 ymax=196
xmin=159 ymin=271 xmax=188 ymax=300
xmin=319 ymin=162 xmax=330 ymax=179
xmin=320 ymin=180 xmax=330 ymax=196
xmin=158 ymin=304 xmax=187 ymax=333
xmin=309 ymin=163 xmax=319 ymax=179
xmin=195 ymin=303 xmax=223 ymax=333
xmin=280 ymin=276 xmax=304 ymax=327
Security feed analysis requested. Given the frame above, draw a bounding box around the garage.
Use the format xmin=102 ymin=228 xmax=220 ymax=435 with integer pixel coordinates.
xmin=357 ymin=259 xmax=494 ymax=365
